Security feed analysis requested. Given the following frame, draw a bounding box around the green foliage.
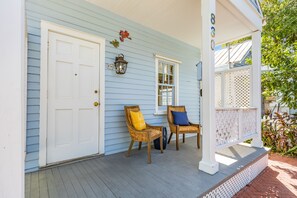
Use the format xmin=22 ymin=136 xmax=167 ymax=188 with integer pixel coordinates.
xmin=245 ymin=57 xmax=252 ymax=65
xmin=262 ymin=112 xmax=297 ymax=156
xmin=261 ymin=0 xmax=297 ymax=109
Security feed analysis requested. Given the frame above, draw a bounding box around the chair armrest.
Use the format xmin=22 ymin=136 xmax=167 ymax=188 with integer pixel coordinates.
xmin=189 ymin=122 xmax=201 ymax=129
xmin=189 ymin=122 xmax=200 ymax=126
xmin=146 ymin=124 xmax=162 ymax=131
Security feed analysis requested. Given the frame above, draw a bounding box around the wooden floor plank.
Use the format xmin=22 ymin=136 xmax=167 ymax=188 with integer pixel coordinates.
xmin=85 ymin=159 xmax=134 ymax=197
xmin=51 ymin=167 xmax=68 ymax=198
xmin=44 ymin=169 xmax=59 ymax=198
xmin=58 ymin=166 xmax=78 ymax=198
xmin=88 ymin=158 xmax=142 ymax=197
xmin=38 ymin=170 xmax=49 ymax=198
xmin=30 ymin=172 xmax=39 ymax=198
xmin=76 ymin=161 xmax=115 ymax=198
xmin=102 ymin=157 xmax=170 ymax=198
xmin=63 ymin=163 xmax=87 ymax=198
xmin=70 ymin=163 xmax=97 ymax=198
xmin=81 ymin=160 xmax=116 ymax=198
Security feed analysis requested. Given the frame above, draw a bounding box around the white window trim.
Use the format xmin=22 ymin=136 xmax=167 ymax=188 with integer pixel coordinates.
xmin=154 ymin=54 xmax=180 ymax=115
xmin=39 ymin=21 xmax=105 ymax=167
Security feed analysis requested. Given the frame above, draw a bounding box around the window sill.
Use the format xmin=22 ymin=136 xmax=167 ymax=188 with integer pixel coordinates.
xmin=154 ymin=111 xmax=167 ymax=116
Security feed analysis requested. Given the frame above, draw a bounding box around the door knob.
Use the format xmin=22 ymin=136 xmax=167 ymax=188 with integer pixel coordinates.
xmin=94 ymin=101 xmax=100 ymax=107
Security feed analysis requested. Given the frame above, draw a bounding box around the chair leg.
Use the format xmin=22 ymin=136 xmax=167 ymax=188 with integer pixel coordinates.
xmin=197 ymin=133 xmax=200 ymax=149
xmin=160 ymin=135 xmax=163 ymax=153
xmin=138 ymin=142 xmax=142 ymax=150
xmin=176 ymin=132 xmax=179 ymax=150
xmin=147 ymin=141 xmax=151 ymax=164
xmin=183 ymin=134 xmax=185 ymax=143
xmin=126 ymin=140 xmax=134 ymax=157
xmin=168 ymin=132 xmax=173 ymax=144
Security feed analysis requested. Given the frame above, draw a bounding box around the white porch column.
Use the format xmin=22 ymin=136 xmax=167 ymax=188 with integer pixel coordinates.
xmin=0 ymin=0 xmax=25 ymax=198
xmin=198 ymin=0 xmax=219 ymax=175
xmin=251 ymin=31 xmax=263 ymax=148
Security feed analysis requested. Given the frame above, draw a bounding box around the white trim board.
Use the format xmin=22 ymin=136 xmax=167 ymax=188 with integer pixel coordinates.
xmin=39 ymin=21 xmax=106 ymax=167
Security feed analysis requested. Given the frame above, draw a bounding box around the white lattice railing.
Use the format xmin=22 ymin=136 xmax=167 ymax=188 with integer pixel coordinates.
xmin=215 ymin=66 xmax=251 ymax=108
xmin=216 ymin=107 xmax=257 ymax=149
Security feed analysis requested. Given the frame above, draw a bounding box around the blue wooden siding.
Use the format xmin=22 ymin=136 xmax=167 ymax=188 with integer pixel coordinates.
xmin=25 ymin=0 xmax=201 ymax=172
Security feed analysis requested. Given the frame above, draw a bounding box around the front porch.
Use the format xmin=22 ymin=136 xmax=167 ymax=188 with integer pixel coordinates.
xmin=26 ymin=137 xmax=268 ymax=198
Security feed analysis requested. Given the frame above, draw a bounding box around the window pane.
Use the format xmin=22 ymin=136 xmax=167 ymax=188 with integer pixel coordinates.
xmin=158 ymin=86 xmax=168 ymax=106
xmin=169 ymin=65 xmax=174 ymax=75
xmin=172 ymin=87 xmax=175 ymax=105
xmin=167 ymin=86 xmax=172 ymax=105
xmin=163 ymin=86 xmax=168 ymax=106
xmin=158 ymin=73 xmax=163 ymax=83
xmin=169 ymin=75 xmax=174 ymax=85
xmin=167 ymin=88 xmax=172 ymax=98
xmin=158 ymin=85 xmax=163 ymax=95
xmin=169 ymin=86 xmax=175 ymax=105
xmin=168 ymin=97 xmax=172 ymax=105
xmin=164 ymin=74 xmax=168 ymax=84
xmin=163 ymin=64 xmax=168 ymax=74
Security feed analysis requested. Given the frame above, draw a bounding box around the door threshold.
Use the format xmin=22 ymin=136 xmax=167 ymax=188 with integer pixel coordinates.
xmin=41 ymin=154 xmax=104 ymax=170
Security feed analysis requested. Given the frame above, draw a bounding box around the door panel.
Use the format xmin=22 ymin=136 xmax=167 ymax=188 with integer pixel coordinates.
xmin=47 ymin=31 xmax=100 ymax=164
xmin=78 ymin=109 xmax=96 ymax=143
xmin=55 ymin=61 xmax=74 ymax=99
xmin=79 ymin=65 xmax=94 ymax=99
xmin=55 ymin=109 xmax=73 ymax=146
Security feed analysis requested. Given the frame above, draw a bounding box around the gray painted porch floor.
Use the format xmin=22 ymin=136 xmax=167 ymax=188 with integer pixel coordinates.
xmin=25 ymin=137 xmax=268 ymax=198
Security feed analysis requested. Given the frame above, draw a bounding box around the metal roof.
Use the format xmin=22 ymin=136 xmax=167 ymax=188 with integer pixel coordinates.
xmin=215 ymin=40 xmax=252 ymax=68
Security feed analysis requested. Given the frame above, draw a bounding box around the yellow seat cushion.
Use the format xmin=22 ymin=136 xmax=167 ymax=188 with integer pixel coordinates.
xmin=130 ymin=111 xmax=146 ymax=130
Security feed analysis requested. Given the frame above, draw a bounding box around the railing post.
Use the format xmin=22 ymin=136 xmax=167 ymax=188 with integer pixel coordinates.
xmin=251 ymin=31 xmax=263 ymax=148
xmin=199 ymin=0 xmax=219 ymax=175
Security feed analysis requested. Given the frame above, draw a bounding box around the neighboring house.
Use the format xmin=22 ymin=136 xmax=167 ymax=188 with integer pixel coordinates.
xmin=215 ymin=40 xmax=252 ymax=71
xmin=1 ymin=0 xmax=267 ymax=197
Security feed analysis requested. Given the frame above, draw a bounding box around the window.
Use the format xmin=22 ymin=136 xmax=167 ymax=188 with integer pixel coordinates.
xmin=155 ymin=55 xmax=180 ymax=114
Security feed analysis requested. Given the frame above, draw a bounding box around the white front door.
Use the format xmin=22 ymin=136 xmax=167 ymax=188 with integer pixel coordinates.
xmin=47 ymin=32 xmax=100 ymax=164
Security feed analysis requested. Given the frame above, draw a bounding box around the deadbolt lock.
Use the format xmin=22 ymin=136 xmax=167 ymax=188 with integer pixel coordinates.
xmin=94 ymin=101 xmax=100 ymax=107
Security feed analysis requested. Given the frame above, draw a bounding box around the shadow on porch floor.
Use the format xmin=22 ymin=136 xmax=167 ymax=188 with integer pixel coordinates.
xmin=25 ymin=137 xmax=268 ymax=198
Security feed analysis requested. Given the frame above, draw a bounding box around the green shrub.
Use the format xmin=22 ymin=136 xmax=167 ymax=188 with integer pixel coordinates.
xmin=262 ymin=112 xmax=297 ymax=156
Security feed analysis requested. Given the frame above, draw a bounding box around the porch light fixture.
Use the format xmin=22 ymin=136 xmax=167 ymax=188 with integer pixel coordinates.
xmin=114 ymin=54 xmax=128 ymax=74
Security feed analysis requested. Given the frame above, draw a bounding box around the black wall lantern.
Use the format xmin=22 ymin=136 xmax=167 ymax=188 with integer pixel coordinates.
xmin=114 ymin=54 xmax=128 ymax=74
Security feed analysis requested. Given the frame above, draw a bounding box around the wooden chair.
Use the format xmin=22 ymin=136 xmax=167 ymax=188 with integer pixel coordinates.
xmin=124 ymin=105 xmax=163 ymax=163
xmin=167 ymin=105 xmax=201 ymax=150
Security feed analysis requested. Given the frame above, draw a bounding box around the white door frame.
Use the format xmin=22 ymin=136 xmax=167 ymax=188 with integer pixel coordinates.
xmin=39 ymin=21 xmax=105 ymax=167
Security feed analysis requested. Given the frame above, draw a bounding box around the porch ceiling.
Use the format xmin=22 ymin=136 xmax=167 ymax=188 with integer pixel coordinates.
xmin=86 ymin=0 xmax=259 ymax=48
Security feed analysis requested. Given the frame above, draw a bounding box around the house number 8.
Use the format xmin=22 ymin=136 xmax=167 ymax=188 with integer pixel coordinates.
xmin=211 ymin=13 xmax=215 ymax=25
